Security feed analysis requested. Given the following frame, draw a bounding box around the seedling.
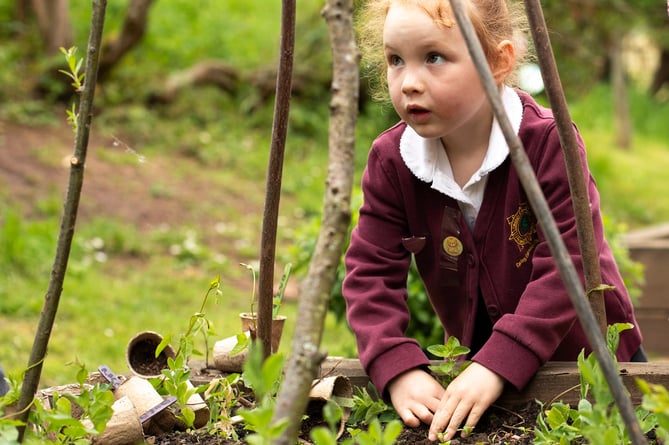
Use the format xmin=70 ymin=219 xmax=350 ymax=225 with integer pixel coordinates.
xmin=155 ymin=276 xmax=222 ymax=427
xmin=427 ymin=336 xmax=471 ymax=386
xmin=233 ymin=262 xmax=292 ymax=355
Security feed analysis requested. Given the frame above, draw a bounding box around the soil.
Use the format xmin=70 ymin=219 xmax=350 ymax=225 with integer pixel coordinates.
xmin=147 ymin=400 xmax=540 ymax=444
xmin=0 ymin=120 xmax=255 ymax=237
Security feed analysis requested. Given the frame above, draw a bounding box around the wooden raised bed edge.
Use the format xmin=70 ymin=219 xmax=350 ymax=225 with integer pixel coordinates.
xmin=318 ymin=357 xmax=669 ymax=409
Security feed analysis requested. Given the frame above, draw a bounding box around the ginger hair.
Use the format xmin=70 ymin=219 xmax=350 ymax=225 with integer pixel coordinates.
xmin=356 ymin=0 xmax=530 ymax=102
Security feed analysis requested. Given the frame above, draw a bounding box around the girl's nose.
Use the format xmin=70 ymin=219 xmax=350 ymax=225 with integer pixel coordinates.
xmin=401 ymin=69 xmax=424 ymax=94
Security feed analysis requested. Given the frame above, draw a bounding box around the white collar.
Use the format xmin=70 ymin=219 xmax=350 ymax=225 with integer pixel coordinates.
xmin=399 ymin=86 xmax=524 ymax=198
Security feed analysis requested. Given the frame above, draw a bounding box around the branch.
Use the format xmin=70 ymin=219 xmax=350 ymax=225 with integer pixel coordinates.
xmin=271 ymin=0 xmax=359 ymax=443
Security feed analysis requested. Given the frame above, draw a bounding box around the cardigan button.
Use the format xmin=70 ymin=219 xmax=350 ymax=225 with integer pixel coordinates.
xmin=488 ymin=306 xmax=500 ymax=317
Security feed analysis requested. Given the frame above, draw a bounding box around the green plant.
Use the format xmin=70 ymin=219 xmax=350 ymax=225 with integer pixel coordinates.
xmin=202 ymin=373 xmax=244 ymax=438
xmin=231 ymin=262 xmax=292 ymax=356
xmin=0 ymin=369 xmax=24 ymax=444
xmin=638 ymin=379 xmax=669 ymax=443
xmin=237 ymin=343 xmax=288 ymax=444
xmin=312 ymin=402 xmax=402 ymax=445
xmin=309 ymin=399 xmax=345 ymax=445
xmin=345 ymin=418 xmax=404 ymax=445
xmin=427 ymin=336 xmax=471 ymax=387
xmin=154 ymin=276 xmax=222 ymax=427
xmin=273 ymin=263 xmax=292 ymax=319
xmin=534 ymin=323 xmax=661 ymax=444
xmin=23 ymin=361 xmax=114 ymax=444
xmin=347 ymin=383 xmax=399 ymax=427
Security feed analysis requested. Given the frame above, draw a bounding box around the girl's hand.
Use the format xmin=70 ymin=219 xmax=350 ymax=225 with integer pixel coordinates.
xmin=387 ymin=368 xmax=445 ymax=427
xmin=428 ymin=362 xmax=504 ymax=441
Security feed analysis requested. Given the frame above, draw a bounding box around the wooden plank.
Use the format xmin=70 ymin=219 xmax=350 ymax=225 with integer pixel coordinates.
xmin=318 ymin=357 xmax=669 ymax=408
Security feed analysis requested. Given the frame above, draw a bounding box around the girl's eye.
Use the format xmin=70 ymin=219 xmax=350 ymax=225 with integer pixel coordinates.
xmin=388 ymin=55 xmax=403 ymax=67
xmin=427 ymin=53 xmax=445 ymax=64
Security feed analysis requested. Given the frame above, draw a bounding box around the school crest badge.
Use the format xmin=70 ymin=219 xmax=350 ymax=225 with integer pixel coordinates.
xmin=506 ymin=202 xmax=538 ymax=267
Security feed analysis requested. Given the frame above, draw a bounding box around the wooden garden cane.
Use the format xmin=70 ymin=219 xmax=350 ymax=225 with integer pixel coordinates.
xmin=524 ymin=0 xmax=607 ymax=338
xmin=256 ymin=0 xmax=296 ymax=360
xmin=447 ymin=0 xmax=646 ymax=443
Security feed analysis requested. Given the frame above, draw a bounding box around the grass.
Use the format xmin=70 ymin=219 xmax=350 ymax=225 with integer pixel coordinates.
xmin=0 ymin=2 xmax=668 ymax=388
xmin=569 ymin=85 xmax=669 ymax=226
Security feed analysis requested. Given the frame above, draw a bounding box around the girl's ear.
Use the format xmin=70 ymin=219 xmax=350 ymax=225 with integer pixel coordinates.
xmin=492 ymin=40 xmax=515 ymax=84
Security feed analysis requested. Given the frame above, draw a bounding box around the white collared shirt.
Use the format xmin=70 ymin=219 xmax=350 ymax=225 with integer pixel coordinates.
xmin=399 ymin=86 xmax=524 ymax=230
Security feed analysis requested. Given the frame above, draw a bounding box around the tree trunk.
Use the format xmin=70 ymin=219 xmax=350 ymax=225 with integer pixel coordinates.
xmin=15 ymin=0 xmax=73 ymax=55
xmin=97 ymin=0 xmax=155 ymax=83
xmin=271 ymin=0 xmax=359 ymax=443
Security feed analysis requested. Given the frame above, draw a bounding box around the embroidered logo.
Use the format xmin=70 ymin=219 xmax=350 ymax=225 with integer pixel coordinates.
xmin=506 ymin=202 xmax=538 ymax=267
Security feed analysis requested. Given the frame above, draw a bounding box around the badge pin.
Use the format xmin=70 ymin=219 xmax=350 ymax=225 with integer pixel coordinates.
xmin=443 ymin=236 xmax=463 ymax=256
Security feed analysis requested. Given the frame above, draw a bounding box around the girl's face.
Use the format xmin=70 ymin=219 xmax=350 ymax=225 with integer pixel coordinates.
xmin=383 ymin=3 xmax=492 ymax=143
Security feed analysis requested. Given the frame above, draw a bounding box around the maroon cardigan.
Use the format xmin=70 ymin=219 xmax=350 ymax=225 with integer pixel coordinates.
xmin=343 ymin=90 xmax=643 ymax=396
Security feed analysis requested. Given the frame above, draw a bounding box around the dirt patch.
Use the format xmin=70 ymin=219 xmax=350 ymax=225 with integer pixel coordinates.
xmin=148 ymin=401 xmax=540 ymax=444
xmin=0 ymin=120 xmax=252 ymax=232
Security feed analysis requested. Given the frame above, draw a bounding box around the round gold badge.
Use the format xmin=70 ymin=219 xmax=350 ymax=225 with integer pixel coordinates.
xmin=443 ymin=236 xmax=463 ymax=256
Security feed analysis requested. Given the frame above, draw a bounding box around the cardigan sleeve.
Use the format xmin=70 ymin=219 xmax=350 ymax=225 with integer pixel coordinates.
xmin=343 ymin=138 xmax=431 ymax=397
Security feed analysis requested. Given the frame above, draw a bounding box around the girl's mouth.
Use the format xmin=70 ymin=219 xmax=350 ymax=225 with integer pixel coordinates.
xmin=407 ymin=105 xmax=431 ymax=122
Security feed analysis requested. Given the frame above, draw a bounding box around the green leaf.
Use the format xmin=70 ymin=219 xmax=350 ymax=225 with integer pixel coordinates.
xmin=310 ymin=427 xmax=337 ymax=445
xmin=382 ymin=419 xmax=404 ymax=444
xmin=180 ymin=407 xmax=195 ymax=428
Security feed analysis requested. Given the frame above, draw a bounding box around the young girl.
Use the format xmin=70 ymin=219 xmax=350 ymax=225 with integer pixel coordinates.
xmin=342 ymin=0 xmax=644 ymax=441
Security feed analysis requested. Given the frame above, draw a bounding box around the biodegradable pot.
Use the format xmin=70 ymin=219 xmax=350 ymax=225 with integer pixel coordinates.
xmin=308 ymin=376 xmax=353 ymax=439
xmin=88 ymin=396 xmax=143 ymax=445
xmin=212 ymin=314 xmax=287 ymax=373
xmin=114 ymin=376 xmax=176 ymax=436
xmin=240 ymin=312 xmax=286 ymax=353
xmin=212 ymin=331 xmax=251 ymax=373
xmin=126 ymin=330 xmax=176 ymax=379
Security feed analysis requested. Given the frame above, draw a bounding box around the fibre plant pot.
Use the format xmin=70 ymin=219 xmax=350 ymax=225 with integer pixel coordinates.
xmin=239 ymin=312 xmax=286 ymax=354
xmin=126 ymin=330 xmax=176 ymax=379
xmin=212 ymin=314 xmax=287 ymax=373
